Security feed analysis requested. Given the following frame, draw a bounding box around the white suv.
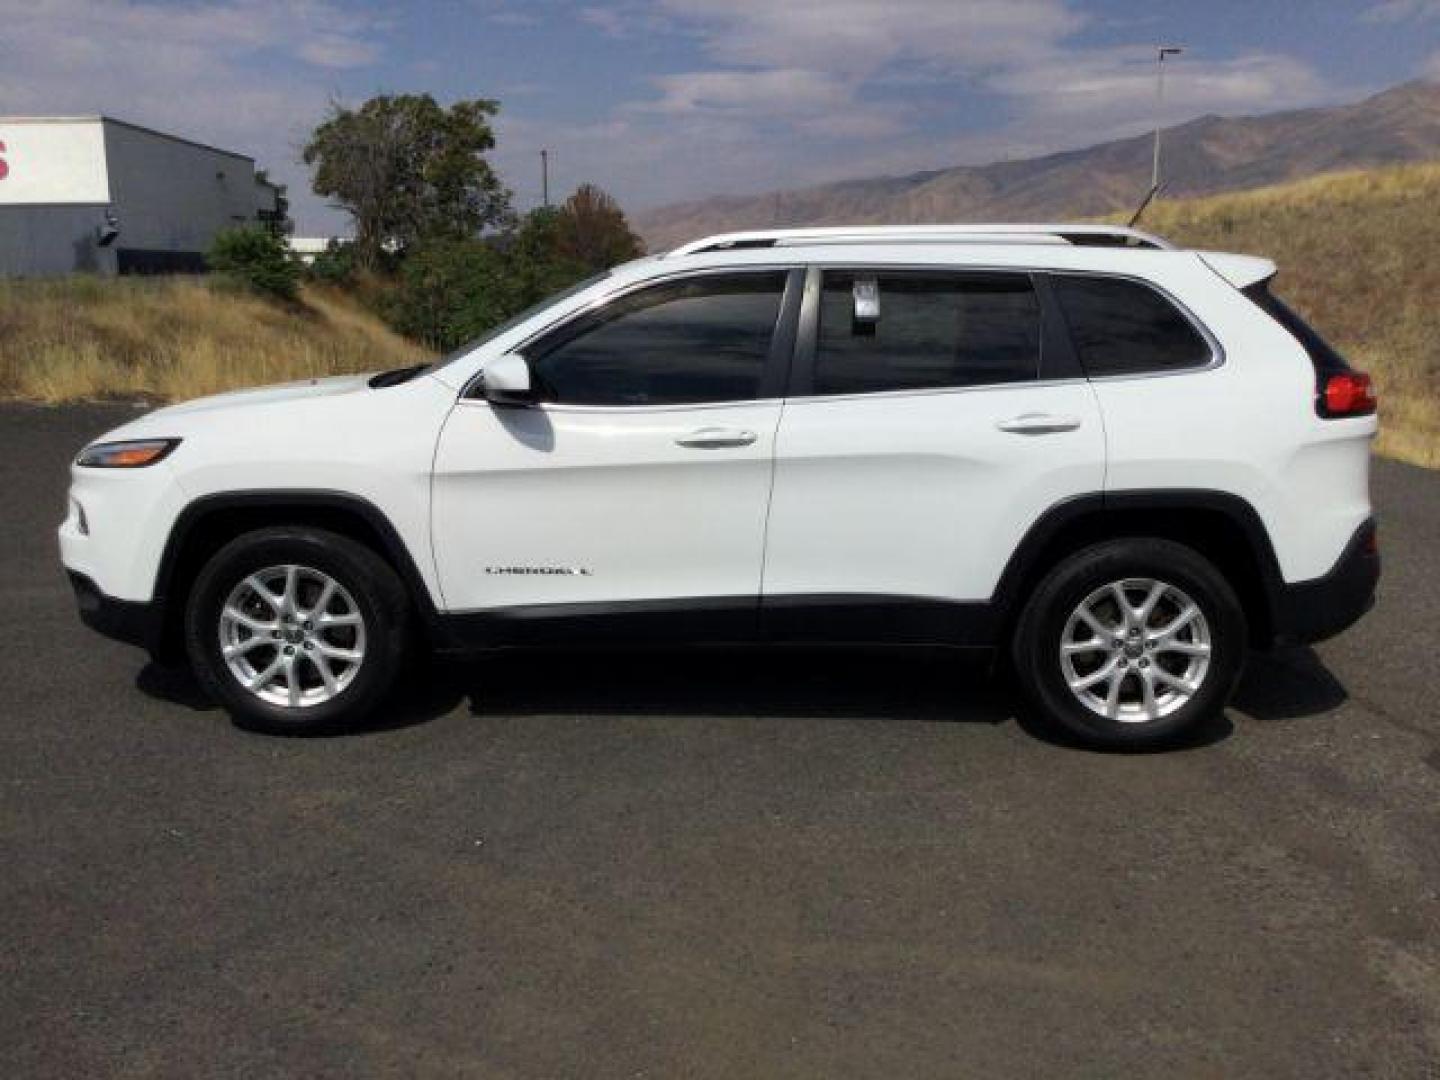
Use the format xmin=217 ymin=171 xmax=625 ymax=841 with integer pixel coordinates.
xmin=60 ymin=223 xmax=1379 ymax=747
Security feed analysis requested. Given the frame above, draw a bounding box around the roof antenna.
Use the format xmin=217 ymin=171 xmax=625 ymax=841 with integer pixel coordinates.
xmin=1128 ymin=182 xmax=1163 ymax=229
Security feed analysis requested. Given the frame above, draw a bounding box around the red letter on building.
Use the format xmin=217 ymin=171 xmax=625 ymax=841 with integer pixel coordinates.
xmin=0 ymin=140 xmax=9 ymax=181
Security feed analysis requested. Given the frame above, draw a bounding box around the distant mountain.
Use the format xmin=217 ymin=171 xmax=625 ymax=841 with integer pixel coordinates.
xmin=633 ymin=80 xmax=1440 ymax=251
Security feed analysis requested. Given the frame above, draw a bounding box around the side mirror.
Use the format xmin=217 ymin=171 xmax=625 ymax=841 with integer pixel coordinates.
xmin=481 ymin=353 xmax=536 ymax=407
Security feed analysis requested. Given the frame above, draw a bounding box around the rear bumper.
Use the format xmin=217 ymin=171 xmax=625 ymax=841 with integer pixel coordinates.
xmin=68 ymin=571 xmax=164 ymax=654
xmin=1272 ymin=518 xmax=1379 ymax=646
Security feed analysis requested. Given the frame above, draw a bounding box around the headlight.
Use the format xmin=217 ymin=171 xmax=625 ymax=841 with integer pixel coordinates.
xmin=75 ymin=438 xmax=181 ymax=468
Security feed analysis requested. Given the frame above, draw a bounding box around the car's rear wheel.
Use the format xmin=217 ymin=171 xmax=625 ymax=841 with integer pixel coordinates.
xmin=184 ymin=527 xmax=409 ymax=734
xmin=1012 ymin=538 xmax=1246 ymax=749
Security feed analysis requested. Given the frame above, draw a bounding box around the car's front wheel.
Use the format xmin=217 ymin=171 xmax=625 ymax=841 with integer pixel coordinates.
xmin=184 ymin=527 xmax=410 ymax=734
xmin=1011 ymin=538 xmax=1247 ymax=749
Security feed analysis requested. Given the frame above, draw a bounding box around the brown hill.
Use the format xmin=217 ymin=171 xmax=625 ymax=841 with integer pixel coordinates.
xmin=634 ymin=80 xmax=1440 ymax=250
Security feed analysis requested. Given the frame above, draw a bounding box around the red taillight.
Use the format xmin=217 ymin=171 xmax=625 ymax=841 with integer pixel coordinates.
xmin=1320 ymin=372 xmax=1377 ymax=418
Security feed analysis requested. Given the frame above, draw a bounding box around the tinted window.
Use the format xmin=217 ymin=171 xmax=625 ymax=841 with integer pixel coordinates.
xmin=529 ymin=273 xmax=785 ymax=406
xmin=1052 ymin=275 xmax=1210 ymax=377
xmin=815 ymin=272 xmax=1041 ymax=395
xmin=1244 ymin=283 xmax=1350 ymax=375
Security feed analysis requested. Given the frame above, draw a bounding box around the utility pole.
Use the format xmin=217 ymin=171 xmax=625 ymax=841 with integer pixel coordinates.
xmin=540 ymin=149 xmax=550 ymax=209
xmin=1152 ymin=46 xmax=1184 ymax=190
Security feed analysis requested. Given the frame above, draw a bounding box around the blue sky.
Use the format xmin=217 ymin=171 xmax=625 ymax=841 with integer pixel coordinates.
xmin=2 ymin=0 xmax=1437 ymax=233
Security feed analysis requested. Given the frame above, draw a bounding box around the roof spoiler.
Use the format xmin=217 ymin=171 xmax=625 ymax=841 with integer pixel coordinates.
xmin=1197 ymin=251 xmax=1277 ymax=291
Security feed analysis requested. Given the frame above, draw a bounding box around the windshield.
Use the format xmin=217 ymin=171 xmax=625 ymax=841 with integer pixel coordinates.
xmin=429 ymin=270 xmax=613 ymax=373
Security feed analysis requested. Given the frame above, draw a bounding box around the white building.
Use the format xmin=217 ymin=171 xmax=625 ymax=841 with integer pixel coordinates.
xmin=0 ymin=116 xmax=286 ymax=277
xmin=288 ymin=236 xmax=345 ymax=265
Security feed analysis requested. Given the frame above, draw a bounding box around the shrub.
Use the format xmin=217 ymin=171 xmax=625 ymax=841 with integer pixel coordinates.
xmin=385 ymin=239 xmax=519 ymax=350
xmin=208 ymin=226 xmax=300 ymax=301
xmin=306 ymin=239 xmax=358 ymax=285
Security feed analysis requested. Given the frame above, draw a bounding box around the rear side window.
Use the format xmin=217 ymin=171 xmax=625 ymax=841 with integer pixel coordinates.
xmin=1052 ymin=275 xmax=1211 ymax=377
xmin=1243 ymin=282 xmax=1351 ymax=375
xmin=815 ymin=271 xmax=1041 ymax=395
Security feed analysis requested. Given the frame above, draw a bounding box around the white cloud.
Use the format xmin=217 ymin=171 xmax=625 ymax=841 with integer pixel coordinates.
xmin=994 ymin=51 xmax=1333 ymax=128
xmin=559 ymin=1 xmax=1343 ymax=211
xmin=297 ymin=36 xmax=381 ymax=69
xmin=640 ymin=69 xmax=852 ymax=115
xmin=0 ymin=0 xmax=386 ymax=231
xmin=488 ymin=10 xmax=541 ymax=27
xmin=579 ymin=6 xmax=628 ymax=36
xmin=1364 ymin=0 xmax=1440 ymax=21
xmin=655 ymin=0 xmax=1085 ymax=77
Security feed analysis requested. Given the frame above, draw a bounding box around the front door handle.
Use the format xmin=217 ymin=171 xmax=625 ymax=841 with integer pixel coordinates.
xmin=675 ymin=427 xmax=758 ymax=449
xmin=996 ymin=413 xmax=1082 ymax=435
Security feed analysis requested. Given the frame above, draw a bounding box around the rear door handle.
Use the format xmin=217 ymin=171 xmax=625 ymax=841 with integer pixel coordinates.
xmin=996 ymin=413 xmax=1082 ymax=435
xmin=675 ymin=426 xmax=759 ymax=449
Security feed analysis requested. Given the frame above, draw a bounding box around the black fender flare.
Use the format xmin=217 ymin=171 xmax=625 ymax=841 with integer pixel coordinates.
xmin=151 ymin=489 xmax=452 ymax=655
xmin=988 ymin=489 xmax=1287 ymax=640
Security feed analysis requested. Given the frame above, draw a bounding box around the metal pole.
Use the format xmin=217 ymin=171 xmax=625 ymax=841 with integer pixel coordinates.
xmin=540 ymin=149 xmax=550 ymax=208
xmin=1152 ymin=46 xmax=1183 ymax=190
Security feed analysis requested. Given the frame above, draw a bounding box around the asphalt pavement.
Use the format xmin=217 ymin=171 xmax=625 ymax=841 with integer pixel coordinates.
xmin=3 ymin=402 xmax=1438 ymax=1078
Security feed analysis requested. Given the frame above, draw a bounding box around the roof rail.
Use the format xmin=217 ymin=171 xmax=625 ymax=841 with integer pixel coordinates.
xmin=666 ymin=223 xmax=1174 ymax=257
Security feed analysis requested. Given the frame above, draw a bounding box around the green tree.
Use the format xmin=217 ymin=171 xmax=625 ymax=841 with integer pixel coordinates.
xmin=305 ymin=239 xmax=358 ymax=285
xmin=207 ymin=226 xmax=299 ymax=301
xmin=303 ymin=95 xmax=511 ymax=269
xmin=386 ymin=239 xmax=516 ymax=349
xmin=554 ymin=183 xmax=643 ymax=271
xmin=380 ymin=187 xmax=643 ymax=352
xmin=505 ymin=207 xmax=590 ymax=308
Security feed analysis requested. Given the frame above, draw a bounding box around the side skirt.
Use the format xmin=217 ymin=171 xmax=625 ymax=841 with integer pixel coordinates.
xmin=438 ymin=595 xmax=999 ymax=652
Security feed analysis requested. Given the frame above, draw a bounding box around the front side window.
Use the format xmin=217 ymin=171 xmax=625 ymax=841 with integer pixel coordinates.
xmin=1052 ymin=274 xmax=1211 ymax=377
xmin=814 ymin=271 xmax=1042 ymax=395
xmin=528 ymin=272 xmax=786 ymax=406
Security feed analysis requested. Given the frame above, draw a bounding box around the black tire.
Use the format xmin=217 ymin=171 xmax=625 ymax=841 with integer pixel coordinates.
xmin=184 ymin=527 xmax=410 ymax=734
xmin=1011 ymin=538 xmax=1246 ymax=749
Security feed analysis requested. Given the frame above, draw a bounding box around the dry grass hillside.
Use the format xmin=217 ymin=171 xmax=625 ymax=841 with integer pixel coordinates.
xmin=1126 ymin=163 xmax=1440 ymax=468
xmin=0 ymin=277 xmax=426 ymax=404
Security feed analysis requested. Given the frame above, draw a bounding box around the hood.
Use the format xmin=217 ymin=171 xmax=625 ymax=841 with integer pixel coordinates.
xmin=85 ymin=372 xmax=383 ymax=448
xmin=145 ymin=372 xmax=377 ymax=420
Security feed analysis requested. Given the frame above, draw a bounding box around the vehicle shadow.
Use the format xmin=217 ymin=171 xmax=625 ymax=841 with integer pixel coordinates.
xmin=133 ymin=643 xmax=1349 ymax=750
xmin=137 ymin=648 xmax=1008 ymax=733
xmin=1231 ymin=646 xmax=1349 ymax=720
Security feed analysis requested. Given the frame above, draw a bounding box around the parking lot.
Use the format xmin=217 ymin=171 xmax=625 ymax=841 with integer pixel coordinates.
xmin=3 ymin=402 xmax=1438 ymax=1077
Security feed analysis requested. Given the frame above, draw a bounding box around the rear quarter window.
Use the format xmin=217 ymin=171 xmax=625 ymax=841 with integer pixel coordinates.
xmin=1052 ymin=274 xmax=1211 ymax=377
xmin=1243 ymin=283 xmax=1351 ymax=375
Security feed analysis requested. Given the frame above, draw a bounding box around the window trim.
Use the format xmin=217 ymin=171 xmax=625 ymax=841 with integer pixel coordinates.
xmin=460 ymin=266 xmax=804 ymax=411
xmin=1042 ymin=269 xmax=1224 ymax=382
xmin=788 ymin=265 xmax=1079 ymax=401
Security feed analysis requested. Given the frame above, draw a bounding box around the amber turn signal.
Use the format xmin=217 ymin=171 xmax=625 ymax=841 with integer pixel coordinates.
xmin=75 ymin=439 xmax=181 ymax=468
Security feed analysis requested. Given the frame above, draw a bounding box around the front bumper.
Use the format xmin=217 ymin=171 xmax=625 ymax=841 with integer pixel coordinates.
xmin=68 ymin=571 xmax=164 ymax=654
xmin=1272 ymin=518 xmax=1379 ymax=646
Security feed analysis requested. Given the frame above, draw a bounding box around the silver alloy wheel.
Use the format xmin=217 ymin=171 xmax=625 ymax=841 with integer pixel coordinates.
xmin=218 ymin=564 xmax=367 ymax=709
xmin=1059 ymin=577 xmax=1212 ymax=724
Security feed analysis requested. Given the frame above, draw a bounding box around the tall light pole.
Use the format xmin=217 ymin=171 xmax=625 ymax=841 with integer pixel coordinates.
xmin=1151 ymin=45 xmax=1183 ymax=190
xmin=540 ymin=149 xmax=551 ymax=208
